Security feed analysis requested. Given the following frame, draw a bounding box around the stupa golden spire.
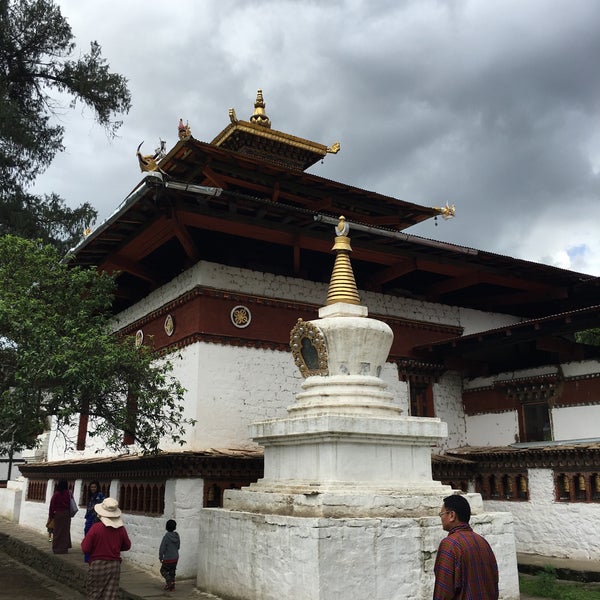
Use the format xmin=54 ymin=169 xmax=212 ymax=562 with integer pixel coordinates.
xmin=325 ymin=216 xmax=361 ymax=306
xmin=249 ymin=89 xmax=271 ymax=128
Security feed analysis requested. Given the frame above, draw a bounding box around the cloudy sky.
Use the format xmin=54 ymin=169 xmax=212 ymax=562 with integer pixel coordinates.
xmin=34 ymin=0 xmax=600 ymax=275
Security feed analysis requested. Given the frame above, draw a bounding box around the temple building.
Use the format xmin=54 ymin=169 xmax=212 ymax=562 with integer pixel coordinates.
xmin=2 ymin=90 xmax=600 ymax=583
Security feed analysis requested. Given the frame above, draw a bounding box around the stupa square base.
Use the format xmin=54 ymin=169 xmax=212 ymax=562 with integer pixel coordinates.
xmin=224 ymin=484 xmax=454 ymax=518
xmin=197 ymin=508 xmax=520 ymax=600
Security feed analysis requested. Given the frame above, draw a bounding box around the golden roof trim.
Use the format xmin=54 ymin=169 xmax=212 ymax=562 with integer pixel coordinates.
xmin=211 ymin=120 xmax=329 ymax=156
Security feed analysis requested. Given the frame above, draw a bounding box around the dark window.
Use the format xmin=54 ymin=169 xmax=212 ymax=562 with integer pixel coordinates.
xmin=555 ymin=472 xmax=600 ymax=503
xmin=409 ymin=382 xmax=435 ymax=417
xmin=520 ymin=402 xmax=551 ymax=442
xmin=517 ymin=475 xmax=529 ymax=500
xmin=26 ymin=480 xmax=47 ymax=502
xmin=119 ymin=481 xmax=165 ymax=515
xmin=80 ymin=481 xmax=110 ymax=506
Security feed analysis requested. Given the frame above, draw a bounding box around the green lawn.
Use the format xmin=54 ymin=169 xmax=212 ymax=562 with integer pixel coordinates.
xmin=520 ymin=569 xmax=600 ymax=599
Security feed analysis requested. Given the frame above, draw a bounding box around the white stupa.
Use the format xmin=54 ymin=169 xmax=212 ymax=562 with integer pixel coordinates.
xmin=198 ymin=217 xmax=520 ymax=600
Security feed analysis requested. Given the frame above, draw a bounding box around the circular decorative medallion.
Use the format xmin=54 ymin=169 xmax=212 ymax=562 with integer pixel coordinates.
xmin=231 ymin=305 xmax=252 ymax=328
xmin=134 ymin=330 xmax=144 ymax=348
xmin=164 ymin=314 xmax=175 ymax=337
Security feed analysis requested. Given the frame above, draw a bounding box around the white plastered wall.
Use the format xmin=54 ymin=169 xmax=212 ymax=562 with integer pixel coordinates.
xmin=551 ymin=405 xmax=600 ymax=441
xmin=433 ymin=372 xmax=467 ymax=451
xmin=466 ymin=412 xmax=519 ymax=447
xmin=43 ymin=258 xmax=516 ymax=458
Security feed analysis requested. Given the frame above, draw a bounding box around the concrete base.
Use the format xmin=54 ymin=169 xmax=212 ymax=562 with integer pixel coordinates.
xmin=197 ymin=506 xmax=520 ymax=600
xmin=224 ymin=483 xmax=454 ymax=518
xmin=252 ymin=414 xmax=448 ymax=484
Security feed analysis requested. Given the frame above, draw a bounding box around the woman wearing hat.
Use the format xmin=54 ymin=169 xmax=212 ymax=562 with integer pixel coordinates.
xmin=81 ymin=497 xmax=131 ymax=600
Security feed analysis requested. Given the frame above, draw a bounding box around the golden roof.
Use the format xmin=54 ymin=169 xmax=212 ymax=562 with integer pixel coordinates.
xmin=210 ymin=89 xmax=339 ymax=171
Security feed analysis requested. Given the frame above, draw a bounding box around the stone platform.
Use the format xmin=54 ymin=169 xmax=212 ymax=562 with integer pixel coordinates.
xmin=198 ymin=503 xmax=520 ymax=600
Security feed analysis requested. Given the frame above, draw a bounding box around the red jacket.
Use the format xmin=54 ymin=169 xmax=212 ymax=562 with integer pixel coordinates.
xmin=48 ymin=489 xmax=70 ymax=518
xmin=81 ymin=521 xmax=131 ymax=563
xmin=433 ymin=523 xmax=499 ymax=600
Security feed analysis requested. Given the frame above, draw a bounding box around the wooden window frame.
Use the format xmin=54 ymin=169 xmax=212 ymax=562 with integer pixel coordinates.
xmin=409 ymin=381 xmax=435 ymax=418
xmin=555 ymin=471 xmax=600 ymax=503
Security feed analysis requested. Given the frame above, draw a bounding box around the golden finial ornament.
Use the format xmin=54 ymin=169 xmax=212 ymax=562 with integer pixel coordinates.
xmin=327 ymin=141 xmax=341 ymax=154
xmin=249 ymin=89 xmax=272 ymax=128
xmin=229 ymin=108 xmax=238 ymax=124
xmin=433 ymin=202 xmax=456 ymax=220
xmin=325 ymin=216 xmax=361 ymax=306
xmin=136 ymin=140 xmax=166 ymax=173
xmin=178 ymin=119 xmax=192 ymax=140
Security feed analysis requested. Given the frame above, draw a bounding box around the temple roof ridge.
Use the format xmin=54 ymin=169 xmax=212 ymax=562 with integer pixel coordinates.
xmin=210 ymin=89 xmax=339 ymax=171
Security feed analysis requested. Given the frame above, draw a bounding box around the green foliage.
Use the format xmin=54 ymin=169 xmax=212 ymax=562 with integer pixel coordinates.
xmin=520 ymin=568 xmax=600 ymax=600
xmin=0 ymin=236 xmax=194 ymax=454
xmin=575 ymin=329 xmax=600 ymax=347
xmin=0 ymin=191 xmax=97 ymax=255
xmin=0 ymin=0 xmax=131 ymax=249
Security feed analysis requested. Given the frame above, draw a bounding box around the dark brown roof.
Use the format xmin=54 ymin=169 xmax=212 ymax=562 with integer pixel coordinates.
xmin=69 ymin=137 xmax=600 ymax=317
xmin=18 ymin=449 xmax=264 ymax=480
xmin=413 ymin=304 xmax=600 ymax=376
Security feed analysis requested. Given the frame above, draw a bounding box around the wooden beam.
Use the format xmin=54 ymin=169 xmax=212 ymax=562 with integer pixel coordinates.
xmin=366 ymin=259 xmax=418 ymax=287
xmin=272 ymin=181 xmax=280 ymax=203
xmin=176 ymin=210 xmax=400 ymax=266
xmin=170 ymin=212 xmax=200 ymax=261
xmin=103 ymin=254 xmax=157 ymax=284
xmin=118 ymin=215 xmax=174 ymax=258
xmin=201 ymin=165 xmax=227 ymax=188
xmin=426 ymin=273 xmax=482 ymax=296
xmin=481 ymin=288 xmax=569 ymax=307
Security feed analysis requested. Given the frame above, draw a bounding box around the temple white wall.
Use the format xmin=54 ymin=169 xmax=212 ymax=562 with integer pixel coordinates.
xmin=432 ymin=372 xmax=467 ymax=451
xmin=552 ymin=405 xmax=600 ymax=441
xmin=113 ymin=260 xmax=518 ymax=337
xmin=465 ymin=412 xmax=519 ymax=447
xmin=182 ymin=344 xmax=296 ymax=450
xmin=64 ymin=260 xmax=514 ymax=458
xmin=458 ymin=307 xmax=522 ymax=335
xmin=485 ymin=469 xmax=600 ymax=560
xmin=121 ymin=478 xmax=204 ymax=577
xmin=461 ymin=360 xmax=600 ymax=448
xmin=157 ymin=339 xmax=407 ymax=452
xmin=41 ymin=254 xmax=508 ymax=460
xmin=562 ymin=360 xmax=600 ymax=378
xmin=460 ymin=404 xmax=600 ymax=448
xmin=463 ymin=366 xmax=560 ymax=391
xmin=0 ymin=480 xmax=23 ymax=520
xmin=10 ymin=464 xmax=600 ymax=572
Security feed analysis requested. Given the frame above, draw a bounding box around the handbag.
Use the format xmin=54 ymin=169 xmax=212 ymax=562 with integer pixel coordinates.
xmin=70 ymin=494 xmax=79 ymax=517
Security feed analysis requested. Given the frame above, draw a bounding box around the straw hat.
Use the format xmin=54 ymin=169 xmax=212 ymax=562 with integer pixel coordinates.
xmin=94 ymin=497 xmax=124 ymax=528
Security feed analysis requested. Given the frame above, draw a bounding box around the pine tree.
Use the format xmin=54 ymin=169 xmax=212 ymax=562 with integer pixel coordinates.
xmin=0 ymin=0 xmax=131 ymax=252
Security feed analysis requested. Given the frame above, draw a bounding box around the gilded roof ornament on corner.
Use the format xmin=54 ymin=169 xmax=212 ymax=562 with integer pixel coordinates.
xmin=178 ymin=119 xmax=192 ymax=141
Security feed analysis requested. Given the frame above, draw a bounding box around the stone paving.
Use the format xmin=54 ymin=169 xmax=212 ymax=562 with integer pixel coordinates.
xmin=0 ymin=549 xmax=86 ymax=599
xmin=0 ymin=517 xmax=215 ymax=599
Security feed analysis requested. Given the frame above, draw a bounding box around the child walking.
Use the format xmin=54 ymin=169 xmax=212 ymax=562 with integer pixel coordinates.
xmin=159 ymin=519 xmax=180 ymax=591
